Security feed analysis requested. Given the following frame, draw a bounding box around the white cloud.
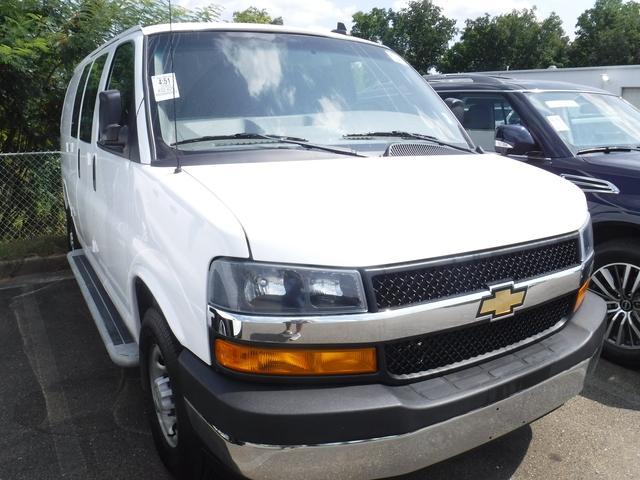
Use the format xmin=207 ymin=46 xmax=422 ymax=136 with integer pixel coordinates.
xmin=393 ymin=0 xmax=531 ymax=29
xmin=180 ymin=0 xmax=358 ymax=30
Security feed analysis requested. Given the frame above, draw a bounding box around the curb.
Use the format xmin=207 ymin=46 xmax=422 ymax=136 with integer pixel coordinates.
xmin=0 ymin=254 xmax=69 ymax=279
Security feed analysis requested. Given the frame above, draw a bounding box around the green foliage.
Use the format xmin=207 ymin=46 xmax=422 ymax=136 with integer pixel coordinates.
xmin=0 ymin=153 xmax=65 ymax=242
xmin=438 ymin=9 xmax=569 ymax=73
xmin=0 ymin=0 xmax=221 ymax=152
xmin=351 ymin=1 xmax=456 ymax=73
xmin=233 ymin=6 xmax=283 ymax=25
xmin=569 ymin=0 xmax=640 ymax=66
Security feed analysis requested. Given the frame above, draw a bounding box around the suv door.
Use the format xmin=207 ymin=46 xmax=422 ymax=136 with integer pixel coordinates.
xmin=93 ymin=40 xmax=139 ymax=311
xmin=76 ymin=53 xmax=108 ymax=261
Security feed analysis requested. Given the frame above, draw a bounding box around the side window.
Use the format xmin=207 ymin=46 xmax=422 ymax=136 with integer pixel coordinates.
xmin=443 ymin=94 xmax=522 ymax=152
xmin=79 ymin=54 xmax=108 ymax=143
xmin=103 ymin=42 xmax=138 ymax=159
xmin=71 ymin=64 xmax=91 ymax=138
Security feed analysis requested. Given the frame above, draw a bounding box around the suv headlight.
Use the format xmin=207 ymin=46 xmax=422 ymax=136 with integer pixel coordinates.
xmin=579 ymin=215 xmax=594 ymax=261
xmin=209 ymin=259 xmax=368 ymax=315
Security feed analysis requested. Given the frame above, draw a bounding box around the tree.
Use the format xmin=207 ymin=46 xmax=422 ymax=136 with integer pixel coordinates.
xmin=569 ymin=0 xmax=640 ymax=66
xmin=438 ymin=9 xmax=569 ymax=73
xmin=351 ymin=1 xmax=456 ymax=73
xmin=232 ymin=6 xmax=283 ymax=25
xmin=0 ymin=0 xmax=221 ymax=152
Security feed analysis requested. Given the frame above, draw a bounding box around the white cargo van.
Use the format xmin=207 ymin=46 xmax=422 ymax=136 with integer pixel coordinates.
xmin=60 ymin=23 xmax=605 ymax=480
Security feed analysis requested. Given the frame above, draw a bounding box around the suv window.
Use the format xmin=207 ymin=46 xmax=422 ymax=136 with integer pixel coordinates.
xmin=71 ymin=64 xmax=91 ymax=138
xmin=441 ymin=93 xmax=522 ymax=152
xmin=79 ymin=54 xmax=108 ymax=143
xmin=104 ymin=42 xmax=138 ymax=160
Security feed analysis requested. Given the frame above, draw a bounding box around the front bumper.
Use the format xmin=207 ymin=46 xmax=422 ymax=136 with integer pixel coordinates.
xmin=180 ymin=292 xmax=606 ymax=480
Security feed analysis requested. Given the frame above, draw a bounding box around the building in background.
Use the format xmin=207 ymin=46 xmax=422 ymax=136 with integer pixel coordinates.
xmin=482 ymin=65 xmax=640 ymax=109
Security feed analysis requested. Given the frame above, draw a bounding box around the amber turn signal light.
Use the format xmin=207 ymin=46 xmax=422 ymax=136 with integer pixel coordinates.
xmin=574 ymin=278 xmax=590 ymax=312
xmin=215 ymin=339 xmax=377 ymax=376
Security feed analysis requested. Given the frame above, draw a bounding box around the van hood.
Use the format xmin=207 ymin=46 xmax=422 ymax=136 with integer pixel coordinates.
xmin=184 ymin=154 xmax=588 ymax=267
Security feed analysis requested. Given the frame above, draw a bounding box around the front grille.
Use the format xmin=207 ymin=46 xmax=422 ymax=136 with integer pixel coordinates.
xmin=371 ymin=237 xmax=580 ymax=310
xmin=384 ymin=293 xmax=574 ymax=378
xmin=384 ymin=143 xmax=465 ymax=157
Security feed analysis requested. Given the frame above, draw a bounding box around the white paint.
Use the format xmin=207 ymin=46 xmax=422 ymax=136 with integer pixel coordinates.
xmin=60 ymin=25 xmax=589 ymax=367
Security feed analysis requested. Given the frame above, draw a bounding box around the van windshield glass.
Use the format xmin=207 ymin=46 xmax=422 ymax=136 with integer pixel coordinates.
xmin=526 ymin=91 xmax=640 ymax=153
xmin=146 ymin=31 xmax=470 ymax=159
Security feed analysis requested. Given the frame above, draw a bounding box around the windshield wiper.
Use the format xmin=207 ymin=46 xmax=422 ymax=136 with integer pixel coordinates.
xmin=577 ymin=145 xmax=640 ymax=155
xmin=343 ymin=131 xmax=475 ymax=153
xmin=172 ymin=133 xmax=365 ymax=157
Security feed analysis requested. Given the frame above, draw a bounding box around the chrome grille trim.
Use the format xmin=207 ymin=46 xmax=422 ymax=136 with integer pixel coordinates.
xmin=367 ymin=233 xmax=581 ymax=310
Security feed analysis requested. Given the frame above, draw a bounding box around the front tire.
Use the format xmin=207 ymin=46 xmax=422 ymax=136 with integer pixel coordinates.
xmin=140 ymin=308 xmax=195 ymax=478
xmin=140 ymin=308 xmax=238 ymax=480
xmin=590 ymin=238 xmax=640 ymax=367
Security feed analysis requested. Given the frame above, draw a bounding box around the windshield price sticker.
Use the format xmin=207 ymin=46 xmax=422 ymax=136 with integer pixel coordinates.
xmin=545 ymin=100 xmax=580 ymax=109
xmin=546 ymin=115 xmax=570 ymax=132
xmin=151 ymin=73 xmax=180 ymax=102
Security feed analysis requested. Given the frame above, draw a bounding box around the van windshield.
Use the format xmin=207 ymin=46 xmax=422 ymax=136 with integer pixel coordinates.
xmin=145 ymin=31 xmax=470 ymax=160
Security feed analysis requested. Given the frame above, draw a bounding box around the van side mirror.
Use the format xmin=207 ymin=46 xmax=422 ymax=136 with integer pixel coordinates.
xmin=99 ymin=90 xmax=124 ymax=148
xmin=495 ymin=124 xmax=537 ymax=156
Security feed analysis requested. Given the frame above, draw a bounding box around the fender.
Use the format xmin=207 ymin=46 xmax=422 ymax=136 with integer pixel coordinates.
xmin=129 ymin=254 xmax=187 ymax=342
xmin=128 ymin=247 xmax=210 ymax=363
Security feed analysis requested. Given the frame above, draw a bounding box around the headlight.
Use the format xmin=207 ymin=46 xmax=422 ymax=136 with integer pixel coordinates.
xmin=209 ymin=259 xmax=368 ymax=315
xmin=579 ymin=215 xmax=594 ymax=261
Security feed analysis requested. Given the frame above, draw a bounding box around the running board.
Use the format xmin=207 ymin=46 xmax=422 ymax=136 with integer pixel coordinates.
xmin=68 ymin=250 xmax=138 ymax=367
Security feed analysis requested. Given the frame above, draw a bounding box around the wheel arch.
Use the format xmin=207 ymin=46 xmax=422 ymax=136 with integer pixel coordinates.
xmin=592 ymin=221 xmax=640 ymax=247
xmin=130 ymin=268 xmax=187 ymax=348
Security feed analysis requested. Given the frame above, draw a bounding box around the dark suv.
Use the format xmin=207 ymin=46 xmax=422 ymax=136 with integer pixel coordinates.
xmin=429 ymin=74 xmax=640 ymax=365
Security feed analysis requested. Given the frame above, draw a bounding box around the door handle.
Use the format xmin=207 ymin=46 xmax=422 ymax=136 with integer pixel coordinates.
xmin=77 ymin=148 xmax=81 ymax=178
xmin=92 ymin=154 xmax=97 ymax=191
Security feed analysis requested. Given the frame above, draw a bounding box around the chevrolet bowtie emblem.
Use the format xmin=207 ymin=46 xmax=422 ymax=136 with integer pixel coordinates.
xmin=478 ymin=284 xmax=527 ymax=319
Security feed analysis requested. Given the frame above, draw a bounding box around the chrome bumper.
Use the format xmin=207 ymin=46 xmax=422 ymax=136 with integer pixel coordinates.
xmin=186 ymin=357 xmax=593 ymax=480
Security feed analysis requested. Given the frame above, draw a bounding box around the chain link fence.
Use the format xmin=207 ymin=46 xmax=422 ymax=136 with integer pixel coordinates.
xmin=0 ymin=152 xmax=65 ymax=245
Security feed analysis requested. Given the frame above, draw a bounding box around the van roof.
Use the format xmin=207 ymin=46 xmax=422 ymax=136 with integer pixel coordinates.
xmin=80 ymin=22 xmax=382 ymax=66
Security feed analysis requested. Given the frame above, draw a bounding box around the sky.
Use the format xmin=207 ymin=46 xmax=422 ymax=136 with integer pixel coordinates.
xmin=180 ymin=0 xmax=595 ymax=39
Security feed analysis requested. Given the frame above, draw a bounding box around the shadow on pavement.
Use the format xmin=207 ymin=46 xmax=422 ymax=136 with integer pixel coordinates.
xmin=581 ymin=358 xmax=640 ymax=411
xmin=0 ymin=276 xmax=172 ymax=480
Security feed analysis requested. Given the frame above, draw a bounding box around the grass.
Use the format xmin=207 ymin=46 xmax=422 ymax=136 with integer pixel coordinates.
xmin=0 ymin=236 xmax=67 ymax=261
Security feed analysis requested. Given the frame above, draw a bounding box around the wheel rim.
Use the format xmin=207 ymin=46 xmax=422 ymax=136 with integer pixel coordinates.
xmin=148 ymin=344 xmax=178 ymax=447
xmin=589 ymin=263 xmax=640 ymax=350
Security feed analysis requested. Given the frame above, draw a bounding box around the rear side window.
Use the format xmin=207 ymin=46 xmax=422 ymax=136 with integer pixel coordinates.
xmin=71 ymin=64 xmax=91 ymax=138
xmin=79 ymin=54 xmax=108 ymax=143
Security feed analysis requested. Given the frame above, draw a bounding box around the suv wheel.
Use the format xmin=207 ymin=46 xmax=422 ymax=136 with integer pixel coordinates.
xmin=590 ymin=238 xmax=640 ymax=367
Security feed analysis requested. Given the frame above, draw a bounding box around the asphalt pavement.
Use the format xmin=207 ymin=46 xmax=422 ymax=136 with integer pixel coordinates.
xmin=1 ymin=272 xmax=638 ymax=480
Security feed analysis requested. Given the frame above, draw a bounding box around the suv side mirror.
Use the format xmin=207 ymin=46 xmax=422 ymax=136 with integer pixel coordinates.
xmin=444 ymin=97 xmax=465 ymax=123
xmin=495 ymin=124 xmax=537 ymax=156
xmin=99 ymin=90 xmax=124 ymax=148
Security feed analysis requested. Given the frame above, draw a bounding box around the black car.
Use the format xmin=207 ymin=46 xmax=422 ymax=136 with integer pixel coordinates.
xmin=429 ymin=73 xmax=640 ymax=365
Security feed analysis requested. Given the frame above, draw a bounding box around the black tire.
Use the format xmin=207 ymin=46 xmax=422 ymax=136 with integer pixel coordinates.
xmin=65 ymin=208 xmax=79 ymax=252
xmin=591 ymin=238 xmax=640 ymax=367
xmin=140 ymin=308 xmax=238 ymax=480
